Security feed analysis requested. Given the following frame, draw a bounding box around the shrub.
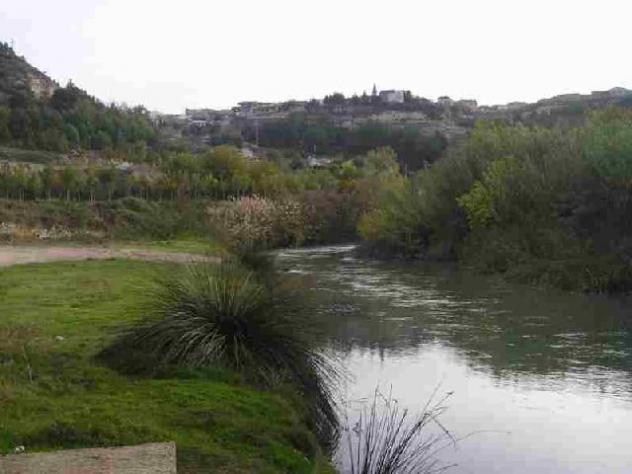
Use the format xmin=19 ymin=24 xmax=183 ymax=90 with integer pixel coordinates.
xmin=206 ymin=196 xmax=280 ymax=254
xmin=582 ymin=108 xmax=632 ymax=183
xmin=358 ymin=180 xmax=429 ymax=257
xmin=206 ymin=195 xmax=345 ymax=254
xmin=456 ymin=156 xmax=519 ymax=230
xmin=100 ymin=261 xmax=339 ymax=446
xmin=301 ymin=190 xmax=364 ymax=244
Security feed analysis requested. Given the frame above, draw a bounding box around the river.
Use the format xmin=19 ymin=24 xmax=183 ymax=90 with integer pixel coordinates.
xmin=276 ymin=245 xmax=632 ymax=474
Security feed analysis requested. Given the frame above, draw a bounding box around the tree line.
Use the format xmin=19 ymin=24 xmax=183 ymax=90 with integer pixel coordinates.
xmin=240 ymin=115 xmax=448 ymax=172
xmin=0 ymin=145 xmax=401 ymax=203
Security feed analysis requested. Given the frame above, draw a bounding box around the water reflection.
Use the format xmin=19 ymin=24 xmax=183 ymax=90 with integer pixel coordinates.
xmin=277 ymin=246 xmax=632 ymax=473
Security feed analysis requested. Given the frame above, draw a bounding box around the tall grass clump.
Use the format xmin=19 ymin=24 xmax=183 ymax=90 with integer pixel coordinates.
xmin=99 ymin=259 xmax=339 ymax=446
xmin=340 ymin=389 xmax=455 ymax=474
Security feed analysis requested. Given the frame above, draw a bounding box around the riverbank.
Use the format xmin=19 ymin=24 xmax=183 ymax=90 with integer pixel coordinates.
xmin=0 ymin=259 xmax=334 ymax=473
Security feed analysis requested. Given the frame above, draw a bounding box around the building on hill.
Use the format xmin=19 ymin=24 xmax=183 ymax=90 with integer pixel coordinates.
xmin=496 ymin=101 xmax=528 ymax=111
xmin=591 ymin=87 xmax=632 ymax=99
xmin=438 ymin=96 xmax=454 ymax=106
xmin=607 ymin=87 xmax=631 ymax=97
xmin=307 ymin=155 xmax=333 ymax=168
xmin=455 ymin=99 xmax=478 ymax=113
xmin=235 ymin=102 xmax=280 ymax=117
xmin=379 ymin=90 xmax=405 ymax=104
xmin=190 ymin=119 xmax=207 ymax=128
xmin=240 ymin=147 xmax=254 ymax=159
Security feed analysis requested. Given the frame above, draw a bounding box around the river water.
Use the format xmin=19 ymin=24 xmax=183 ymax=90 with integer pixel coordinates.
xmin=276 ymin=245 xmax=632 ymax=474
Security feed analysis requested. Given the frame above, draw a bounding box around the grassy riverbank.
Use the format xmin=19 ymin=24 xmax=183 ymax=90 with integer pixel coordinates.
xmin=0 ymin=259 xmax=333 ymax=473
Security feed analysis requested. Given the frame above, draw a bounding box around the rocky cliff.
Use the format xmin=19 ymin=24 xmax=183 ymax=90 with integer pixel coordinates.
xmin=0 ymin=42 xmax=58 ymax=104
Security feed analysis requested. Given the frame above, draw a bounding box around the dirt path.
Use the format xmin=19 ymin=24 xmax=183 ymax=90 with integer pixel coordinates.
xmin=0 ymin=245 xmax=217 ymax=268
xmin=0 ymin=442 xmax=176 ymax=473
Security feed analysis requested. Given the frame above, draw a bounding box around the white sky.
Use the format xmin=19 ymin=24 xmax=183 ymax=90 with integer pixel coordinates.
xmin=1 ymin=0 xmax=631 ymax=113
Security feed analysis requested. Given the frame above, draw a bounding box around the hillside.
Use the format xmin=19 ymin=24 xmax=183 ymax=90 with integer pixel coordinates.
xmin=0 ymin=42 xmax=58 ymax=104
xmin=0 ymin=42 xmax=157 ymax=160
xmin=160 ymin=86 xmax=632 ymax=171
xmin=476 ymin=86 xmax=632 ymax=127
xmin=2 ymin=43 xmax=632 ymax=173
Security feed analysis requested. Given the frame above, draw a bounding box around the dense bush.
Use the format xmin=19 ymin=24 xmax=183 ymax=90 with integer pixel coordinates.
xmin=205 ymin=191 xmax=367 ymax=254
xmin=359 ymin=109 xmax=632 ymax=291
xmin=206 ymin=196 xmax=305 ymax=254
xmin=300 ymin=190 xmax=364 ymax=244
xmin=200 ymin=147 xmax=402 ymax=252
xmin=582 ymin=108 xmax=632 ymax=182
xmin=358 ymin=179 xmax=428 ymax=257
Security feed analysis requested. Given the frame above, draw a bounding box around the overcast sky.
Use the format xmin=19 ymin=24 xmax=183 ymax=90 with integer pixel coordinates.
xmin=1 ymin=0 xmax=631 ymax=113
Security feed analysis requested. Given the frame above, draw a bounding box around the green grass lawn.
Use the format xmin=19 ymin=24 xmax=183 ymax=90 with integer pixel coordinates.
xmin=112 ymin=238 xmax=224 ymax=255
xmin=0 ymin=260 xmax=332 ymax=473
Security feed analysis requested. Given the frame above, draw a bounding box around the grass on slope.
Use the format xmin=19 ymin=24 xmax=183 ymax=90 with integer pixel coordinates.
xmin=0 ymin=146 xmax=61 ymax=165
xmin=0 ymin=260 xmax=331 ymax=473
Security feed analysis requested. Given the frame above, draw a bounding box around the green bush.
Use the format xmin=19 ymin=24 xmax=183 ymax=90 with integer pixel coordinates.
xmin=582 ymin=108 xmax=632 ymax=182
xmin=359 ymin=115 xmax=632 ymax=291
xmin=457 ymin=156 xmax=519 ymax=230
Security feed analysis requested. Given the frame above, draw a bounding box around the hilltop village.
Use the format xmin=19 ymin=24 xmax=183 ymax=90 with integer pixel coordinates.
xmin=152 ymin=85 xmax=632 ymax=152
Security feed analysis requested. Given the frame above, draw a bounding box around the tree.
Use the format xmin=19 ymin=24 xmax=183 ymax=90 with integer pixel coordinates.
xmin=39 ymin=165 xmax=54 ymax=199
xmin=323 ymin=92 xmax=346 ymax=105
xmin=91 ymin=130 xmax=113 ymax=150
xmin=203 ymin=146 xmax=249 ymax=195
xmin=61 ymin=167 xmax=78 ymax=201
xmin=98 ymin=167 xmax=117 ymax=201
xmin=9 ymin=108 xmax=31 ymax=143
xmin=51 ymin=81 xmax=85 ymax=111
xmin=249 ymin=160 xmax=284 ymax=197
xmin=582 ymin=108 xmax=632 ymax=182
xmin=363 ymin=147 xmax=400 ymax=177
xmin=64 ymin=123 xmax=80 ymax=147
xmin=25 ymin=173 xmax=42 ymax=199
xmin=85 ymin=167 xmax=98 ymax=202
xmin=0 ymin=106 xmax=11 ymax=143
xmin=38 ymin=128 xmax=69 ymax=152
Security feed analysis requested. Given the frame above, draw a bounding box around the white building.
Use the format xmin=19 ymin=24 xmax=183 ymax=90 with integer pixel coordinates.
xmin=307 ymin=155 xmax=333 ymax=168
xmin=379 ymin=90 xmax=405 ymax=104
xmin=437 ymin=96 xmax=454 ymax=106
